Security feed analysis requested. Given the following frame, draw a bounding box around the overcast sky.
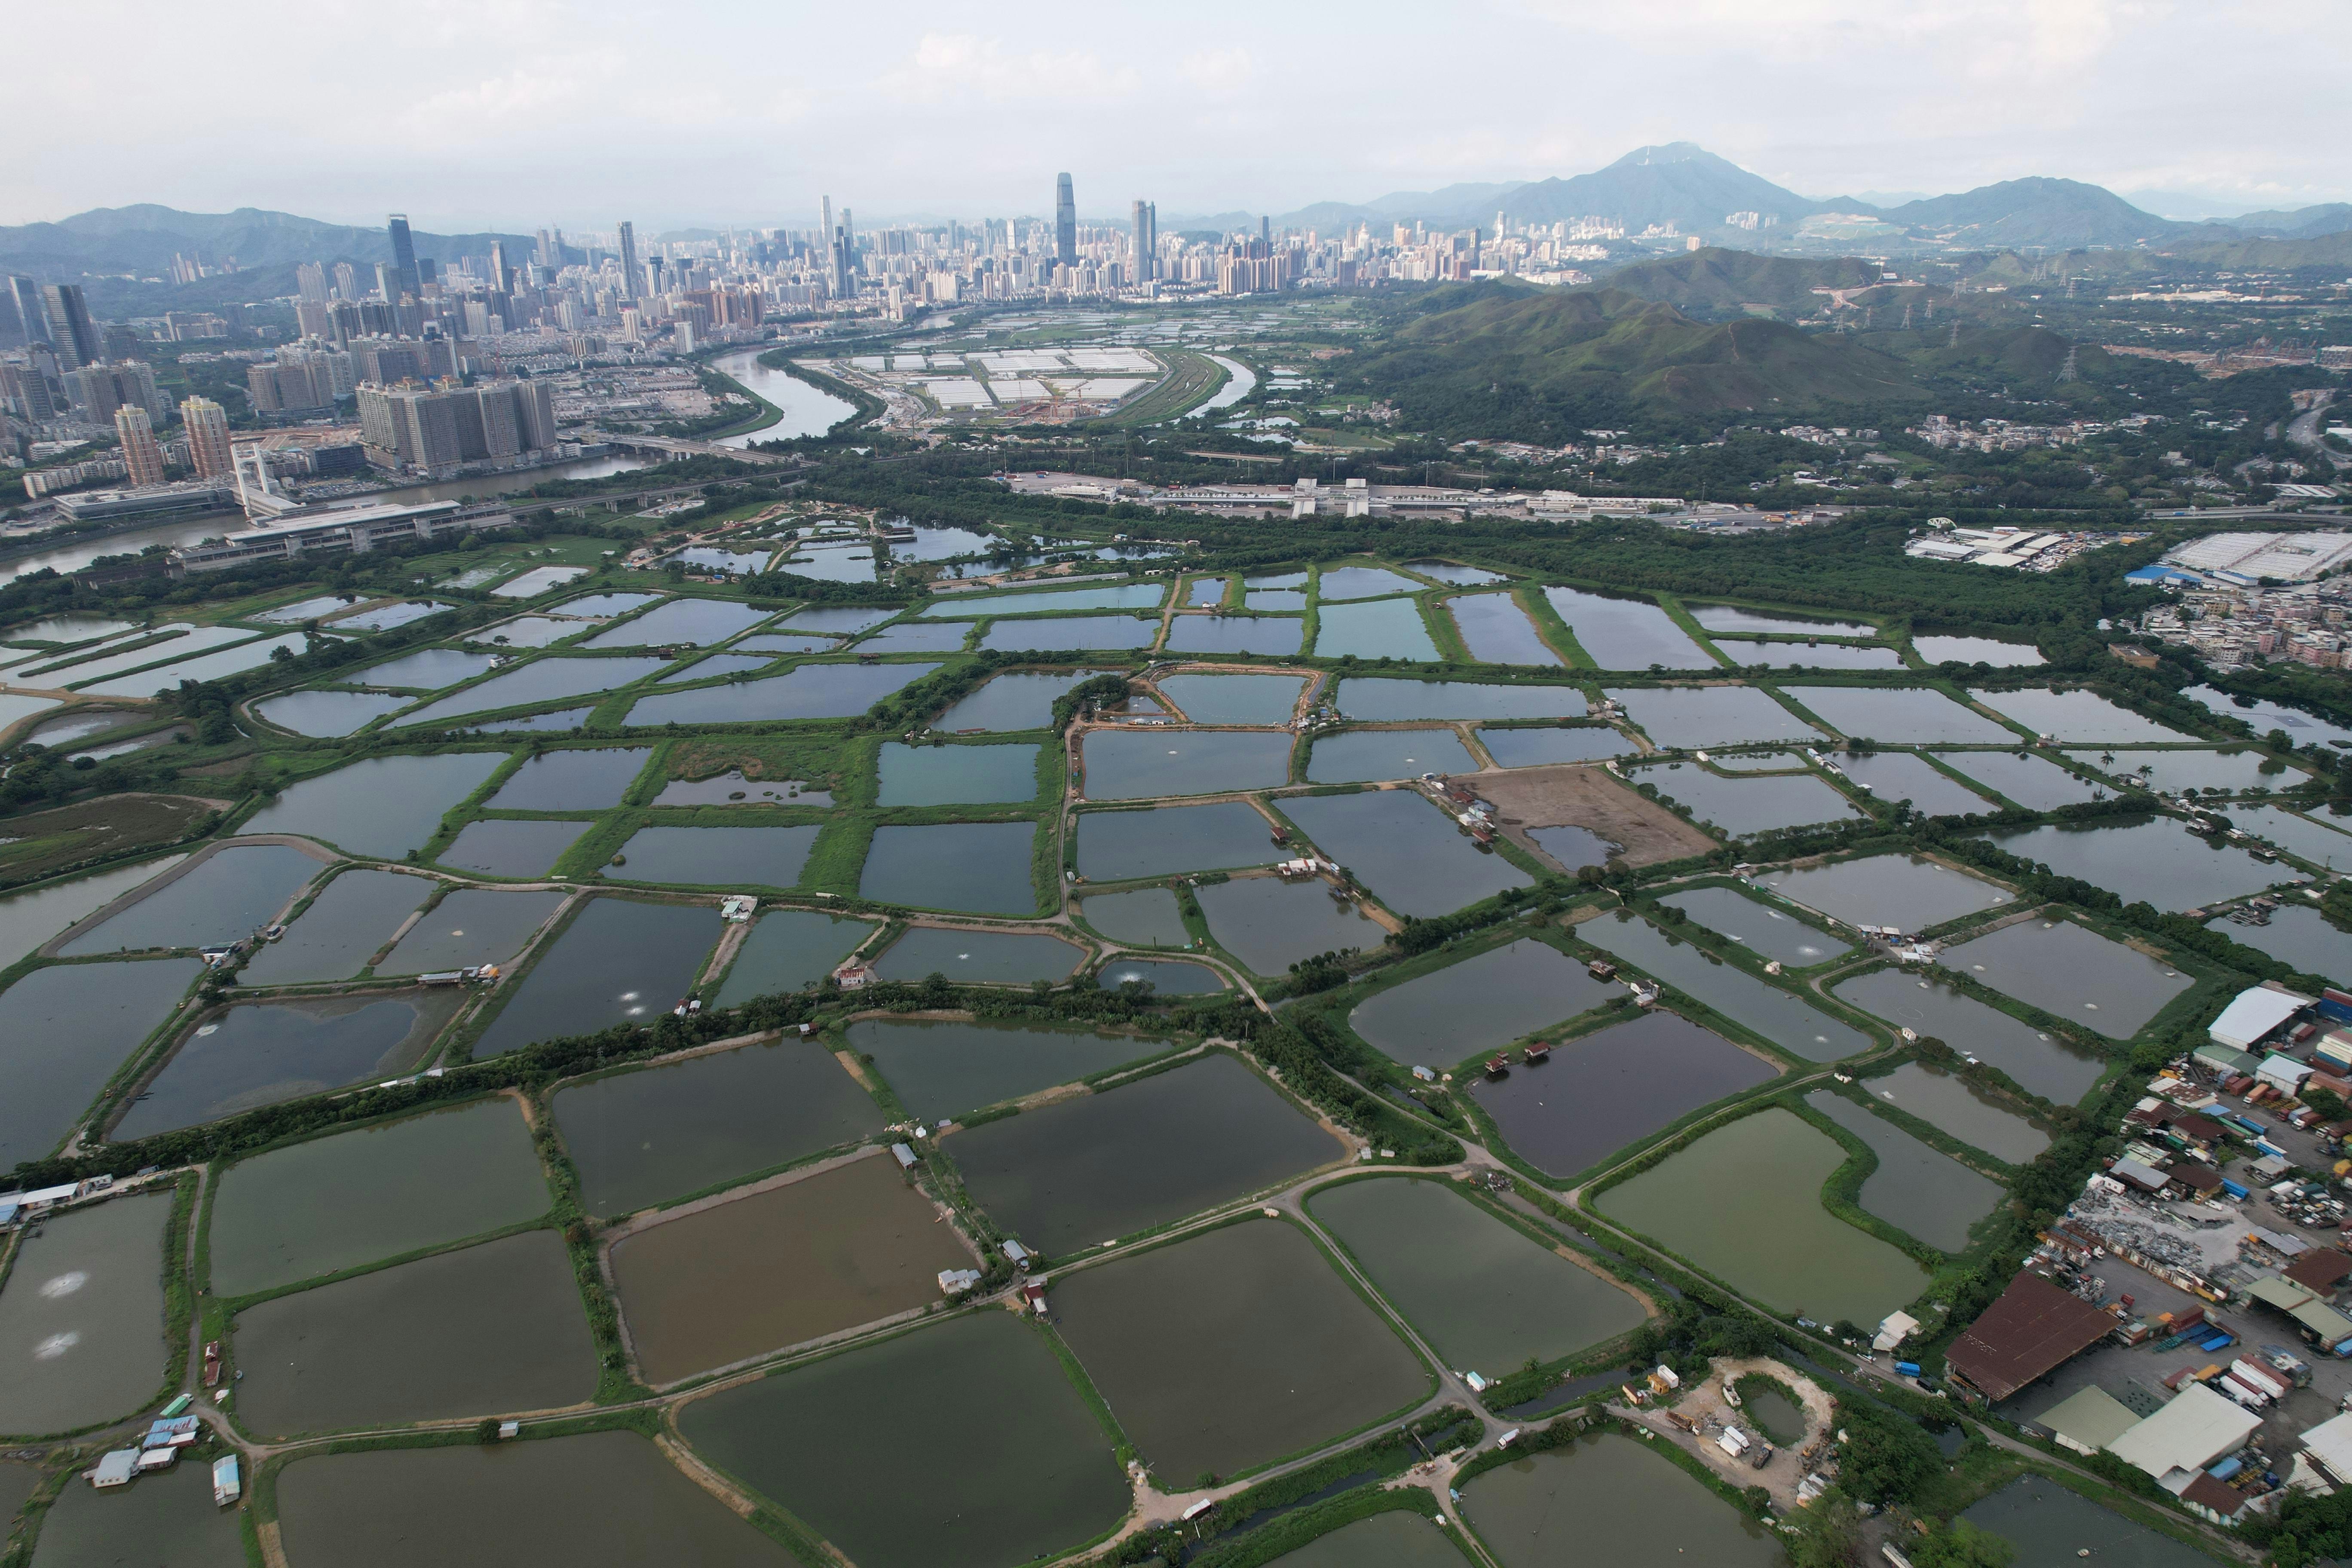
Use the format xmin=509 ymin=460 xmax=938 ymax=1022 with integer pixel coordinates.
xmin=11 ymin=0 xmax=2346 ymax=232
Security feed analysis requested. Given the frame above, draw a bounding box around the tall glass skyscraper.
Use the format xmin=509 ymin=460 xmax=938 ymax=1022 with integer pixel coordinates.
xmin=618 ymin=220 xmax=641 ymax=301
xmin=1055 ymin=173 xmax=1077 ymax=269
xmin=386 ymin=214 xmax=419 ymax=300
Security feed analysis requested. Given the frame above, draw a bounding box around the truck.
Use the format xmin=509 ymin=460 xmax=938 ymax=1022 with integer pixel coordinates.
xmin=2260 ymin=1344 xmax=2315 ymax=1387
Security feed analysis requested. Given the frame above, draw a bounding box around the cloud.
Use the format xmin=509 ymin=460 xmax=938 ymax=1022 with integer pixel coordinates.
xmin=879 ymin=31 xmax=1144 ymax=106
xmin=1179 ymin=48 xmax=1256 ymax=93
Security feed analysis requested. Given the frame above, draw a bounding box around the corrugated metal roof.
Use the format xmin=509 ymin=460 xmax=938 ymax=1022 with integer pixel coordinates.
xmin=2036 ymin=1384 xmax=2142 ymax=1452
xmin=1946 ymin=1271 xmax=2119 ymax=1403
xmin=2107 ymin=1385 xmax=2262 ymax=1479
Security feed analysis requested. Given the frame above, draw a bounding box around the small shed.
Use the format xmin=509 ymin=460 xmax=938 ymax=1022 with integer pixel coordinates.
xmin=89 ymin=1450 xmax=139 ymax=1489
xmin=2036 ymin=1385 xmax=2142 ymax=1456
xmin=888 ymin=1142 xmax=918 ymax=1170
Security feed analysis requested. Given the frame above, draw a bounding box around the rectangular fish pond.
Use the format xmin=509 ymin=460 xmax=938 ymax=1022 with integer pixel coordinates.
xmin=1446 ymin=592 xmax=1564 ymax=666
xmin=0 ymin=957 xmax=202 ymax=1171
xmin=1859 ymin=1060 xmax=2051 ymax=1164
xmin=555 ymin=1035 xmax=885 ymax=1215
xmin=237 ymin=869 xmax=435 ymax=986
xmin=1461 ymin=1430 xmax=1782 ymax=1568
xmin=1080 ymin=728 xmax=1295 ymax=799
xmin=1196 ymin=875 xmax=1386 ymax=974
xmin=1936 ymin=917 xmax=2193 ymax=1040
xmin=1781 ymin=685 xmax=2018 ymax=745
xmin=471 ymin=898 xmax=723 ymax=1057
xmin=1154 ymin=672 xmax=1309 ymax=725
xmin=1833 ymin=968 xmax=2106 ymax=1104
xmin=876 ymin=741 xmax=1041 ymax=805
xmin=1348 ymin=937 xmax=1622 ymax=1066
xmin=611 ymin=1153 xmax=971 ymax=1384
xmin=1657 ymin=886 xmax=1853 ymax=967
xmin=242 ymin=751 xmax=512 ymax=858
xmin=1543 ymin=588 xmax=1716 ymax=671
xmin=1831 ymin=751 xmax=1998 ymax=817
xmin=373 ymin=887 xmax=566 ymax=975
xmin=1596 ymin=1107 xmax=1929 ymax=1326
xmin=61 ymin=843 xmax=320 ymax=956
xmin=606 ymin=825 xmax=821 ymax=888
xmin=1074 ymin=799 xmax=1283 ymax=881
xmin=1577 ymin=911 xmax=1875 ymax=1059
xmin=1076 ymin=887 xmax=1191 ymax=946
xmin=713 ymin=909 xmax=877 ymax=1005
xmin=1985 ymin=816 xmax=2295 ymax=911
xmin=1339 ymin=678 xmax=1588 ymax=722
xmin=1471 ymin=1009 xmax=1779 ymax=1178
xmin=1603 ymin=685 xmax=1823 ymax=750
xmin=947 ymin=1053 xmax=1346 ymax=1256
xmin=1307 ymin=728 xmax=1479 ymax=784
xmin=1053 ymin=1218 xmax=1430 ymax=1484
xmin=0 ymin=1190 xmax=172 ymax=1437
xmin=1932 ymin=749 xmax=2105 ymax=810
xmin=867 ymin=924 xmax=1082 ymax=984
xmin=1312 ymin=598 xmax=1442 ymax=662
xmin=1478 ymin=725 xmax=1632 ymax=766
xmin=1753 ymin=852 xmax=2014 ymax=931
xmin=844 ymin=1016 xmax=1173 ymax=1121
xmin=858 ymin=821 xmax=1041 ymax=915
xmin=1805 ymin=1091 xmax=2005 ymax=1252
xmin=1278 ymin=789 xmax=1531 ymax=918
xmin=1630 ymin=763 xmax=1863 ymax=836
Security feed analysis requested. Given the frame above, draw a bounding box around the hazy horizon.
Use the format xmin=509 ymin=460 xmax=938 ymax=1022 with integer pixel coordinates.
xmin=10 ymin=0 xmax=2349 ymax=232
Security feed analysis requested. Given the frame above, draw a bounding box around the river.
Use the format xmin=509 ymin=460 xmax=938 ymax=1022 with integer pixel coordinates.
xmin=706 ymin=347 xmax=856 ymax=446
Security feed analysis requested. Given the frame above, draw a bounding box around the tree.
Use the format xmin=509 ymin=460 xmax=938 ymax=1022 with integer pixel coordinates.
xmin=1908 ymin=1519 xmax=2015 ymax=1568
xmin=1785 ymin=1488 xmax=1862 ymax=1568
xmin=1835 ymin=1400 xmax=1942 ymax=1506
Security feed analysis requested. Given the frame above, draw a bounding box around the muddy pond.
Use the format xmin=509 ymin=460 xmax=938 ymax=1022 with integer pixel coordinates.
xmin=845 ymin=1017 xmax=1170 ymax=1121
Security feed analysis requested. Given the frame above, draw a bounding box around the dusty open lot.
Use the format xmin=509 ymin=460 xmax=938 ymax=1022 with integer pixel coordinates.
xmin=1475 ymin=763 xmax=1717 ymax=867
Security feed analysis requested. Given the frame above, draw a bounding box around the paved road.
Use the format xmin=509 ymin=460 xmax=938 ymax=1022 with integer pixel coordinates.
xmin=2285 ymin=389 xmax=2350 ymax=473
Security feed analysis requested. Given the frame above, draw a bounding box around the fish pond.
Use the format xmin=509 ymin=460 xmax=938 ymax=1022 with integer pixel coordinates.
xmin=1278 ymin=790 xmax=1531 ymax=918
xmin=1263 ymin=1512 xmax=1462 ymax=1567
xmin=1543 ymin=588 xmax=1715 ymax=670
xmin=1477 ymin=725 xmax=1631 ymax=766
xmin=1633 ymin=765 xmax=1862 ymax=836
xmin=374 ymin=887 xmax=565 ymax=975
xmin=1784 ymin=686 xmax=2018 ymax=745
xmin=0 ymin=957 xmax=202 ymax=1170
xmin=1462 ymin=1432 xmax=1782 ymax=1568
xmin=1075 ymin=800 xmax=1282 ymax=881
xmin=1937 ymin=919 xmax=2192 ymax=1039
xmin=1834 ymin=968 xmax=2107 ymax=1105
xmin=1447 ymin=593 xmax=1563 ymax=666
xmin=29 ymin=1458 xmax=247 ymax=1568
xmin=1598 ymin=1108 xmax=1928 ymax=1324
xmin=1689 ymin=605 xmax=1872 ymax=638
xmin=242 ymin=751 xmax=510 ymax=857
xmin=113 ymin=989 xmax=464 ymax=1139
xmin=979 ymin=614 xmax=1158 ymax=652
xmin=1657 ymin=886 xmax=1853 ymax=966
xmin=239 ymin=869 xmax=433 ymax=985
xmin=0 ymin=1191 xmax=170 ymax=1437
xmin=934 ymin=669 xmax=1112 ymax=731
xmin=1986 ymin=817 xmax=2292 ymax=910
xmin=1340 ymin=679 xmax=1587 ymax=723
xmin=626 ymin=661 xmax=940 ymax=725
xmin=1577 ymin=913 xmax=1874 ymax=1059
xmin=845 ymin=1017 xmax=1171 ymax=1121
xmin=858 ymin=822 xmax=1039 ymax=914
xmin=1197 ymin=876 xmax=1385 ymax=973
xmin=1311 ymin=1177 xmax=1645 ymax=1372
xmin=869 ymin=923 xmax=1081 ymax=983
xmin=1710 ymin=640 xmax=1904 ymax=671
xmin=349 ymin=646 xmax=499 ymax=690
xmin=1078 ymin=887 xmax=1190 ymax=946
xmin=1308 ymin=728 xmax=1479 ymax=784
xmin=1605 ymin=685 xmax=1821 ymax=750
xmin=2226 ymin=805 xmax=2352 ymax=870
xmin=254 ymin=689 xmax=413 ymax=736
xmin=555 ymin=1037 xmax=884 ymax=1215
xmin=1960 ymin=1474 xmax=2212 ymax=1568
xmin=1082 ymin=728 xmax=1294 ymax=799
xmin=1096 ymin=956 xmax=1225 ymax=992
xmin=393 ymin=656 xmax=669 ymax=727
xmin=1917 ymin=635 xmax=2044 ymax=667
xmin=608 ymin=826 xmax=820 ymax=888
xmin=612 ymin=1154 xmax=968 ymax=1383
xmin=713 ymin=910 xmax=876 ymax=1005
xmin=1862 ymin=1061 xmax=2050 ymax=1163
xmin=923 ymin=582 xmax=1166 ymax=617
xmin=2066 ymin=747 xmax=2298 ymax=795
xmin=1934 ymin=749 xmax=2105 ymax=810
xmin=1162 ymin=614 xmax=1304 ymax=656
xmin=1970 ymin=687 xmax=2197 ymax=744
xmin=1313 ymin=599 xmax=1442 ymax=661
xmin=1156 ymin=672 xmax=1308 ymax=725
xmin=949 ymin=1054 xmax=1344 ymax=1255
xmin=1056 ymin=1218 xmax=1428 ymax=1482
xmin=1754 ymin=853 xmax=2012 ymax=931
xmin=579 ymin=597 xmax=773 ymax=646
xmin=652 ymin=770 xmax=828 ymax=807
xmin=1806 ymin=1092 xmax=2004 ymax=1250
xmin=2214 ymin=904 xmax=2352 ymax=987
xmin=208 ymin=1098 xmax=550 ymax=1296
xmin=485 ymin=747 xmax=651 ymax=811
xmin=1407 ymin=560 xmax=1506 ymax=586
xmin=1317 ymin=565 xmax=1426 ymax=600
xmin=876 ymin=741 xmax=1039 ymax=805
xmin=233 ymin=1229 xmax=597 ymax=1436
xmin=1833 ymin=751 xmax=1998 ymax=816
xmin=1470 ymin=1009 xmax=1779 ymax=1178
xmin=472 ymin=899 xmax=721 ymax=1057
xmin=677 ymin=1310 xmax=1127 ymax=1568
xmin=61 ymin=844 xmax=318 ymax=956
xmin=439 ymin=818 xmax=589 ymax=878
xmin=2185 ymin=684 xmax=2352 ymax=748
xmin=1348 ymin=939 xmax=1620 ymax=1066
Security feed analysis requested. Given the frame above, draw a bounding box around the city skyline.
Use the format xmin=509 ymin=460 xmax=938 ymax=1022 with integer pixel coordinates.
xmin=7 ymin=1 xmax=2348 ymax=232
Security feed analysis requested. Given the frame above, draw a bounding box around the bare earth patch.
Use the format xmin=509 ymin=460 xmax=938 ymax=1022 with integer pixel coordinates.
xmin=1474 ymin=763 xmax=1716 ymax=867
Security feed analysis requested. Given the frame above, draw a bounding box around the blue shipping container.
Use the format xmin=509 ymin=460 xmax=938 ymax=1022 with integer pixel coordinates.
xmin=2200 ymin=1332 xmax=2236 ymax=1351
xmin=1895 ymin=1361 xmax=1922 ymax=1377
xmin=2222 ymin=1180 xmax=2250 ymax=1199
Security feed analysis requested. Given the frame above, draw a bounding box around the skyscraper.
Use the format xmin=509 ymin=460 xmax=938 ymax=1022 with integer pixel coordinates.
xmin=296 ymin=261 xmax=329 ymax=304
xmin=40 ymin=283 xmax=98 ymax=370
xmin=180 ymin=395 xmax=233 ymax=478
xmin=387 ymin=214 xmax=419 ymax=300
xmin=116 ymin=404 xmax=168 ymax=487
xmin=1131 ymin=200 xmax=1156 ymax=282
xmin=617 ymin=221 xmax=640 ymax=302
xmin=6 ymin=276 xmax=47 ymax=346
xmin=1055 ymin=174 xmax=1078 ymax=269
xmin=488 ymin=240 xmax=510 ymax=293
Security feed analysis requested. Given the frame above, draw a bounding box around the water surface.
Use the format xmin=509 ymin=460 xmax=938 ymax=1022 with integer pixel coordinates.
xmin=348 ymin=647 xmax=499 ymax=690
xmin=847 ymin=1017 xmax=1170 ymax=1121
xmin=0 ymin=958 xmax=201 ymax=1169
xmin=1658 ymin=886 xmax=1853 ymax=965
xmin=1082 ymin=729 xmax=1293 ymax=799
xmin=28 ymin=1457 xmax=247 ymax=1568
xmin=1936 ymin=919 xmax=2192 ymax=1039
xmin=243 ymin=751 xmax=509 ymax=855
xmin=924 ymin=582 xmax=1164 ymax=617
xmin=1833 ymin=751 xmax=1997 ymax=816
xmin=1987 ymin=817 xmax=2292 ymax=910
xmin=677 ymin=1310 xmax=1127 ymax=1568
xmin=1960 ymin=1474 xmax=2211 ymax=1568
xmin=1834 ymin=968 xmax=2106 ymax=1104
xmin=1339 ymin=679 xmax=1588 ymax=723
xmin=60 ymin=845 xmax=318 ymax=956
xmin=1311 ymin=1177 xmax=1644 ymax=1372
xmin=935 ymin=670 xmax=1111 ymax=731
xmin=980 ymin=615 xmax=1158 ymax=651
xmin=613 ymin=1155 xmax=968 ymax=1383
xmin=1447 ymin=593 xmax=1562 ymax=666
xmin=208 ymin=1098 xmax=549 ymax=1295
xmin=1634 ymin=766 xmax=1862 ymax=836
xmin=440 ymin=818 xmax=589 ymax=878
xmin=1932 ymin=749 xmax=2104 ymax=810
xmin=473 ymin=899 xmax=722 ymax=1057
xmin=375 ymin=888 xmax=566 ymax=975
xmin=1917 ymin=636 xmax=2044 ymax=667
xmin=1197 ymin=876 xmax=1383 ymax=973
xmin=254 ymin=689 xmax=413 ymax=736
xmin=1807 ymin=1092 xmax=2004 ymax=1250
xmin=1756 ymin=853 xmax=2012 ymax=931
xmin=1544 ymin=588 xmax=1715 ymax=670
xmin=626 ymin=661 xmax=940 ymax=724
xmin=1463 ymin=1433 xmax=1781 ymax=1568
xmin=859 ymin=822 xmax=1039 ymax=914
xmin=395 ymin=656 xmax=669 ymax=727
xmin=558 ymin=1038 xmax=883 ymax=1215
xmin=1156 ymin=673 xmax=1308 ymax=725
xmin=1579 ymin=913 xmax=1873 ymax=1060
xmin=1308 ymin=729 xmax=1478 ymax=784
xmin=950 ymin=1054 xmax=1344 ymax=1254
xmin=1689 ymin=605 xmax=1871 ymax=637
xmin=714 ymin=910 xmax=876 ymax=1004
xmin=1477 ymin=726 xmax=1629 ymax=766
xmin=1605 ymin=686 xmax=1822 ymax=749
xmin=1350 ymin=939 xmax=1620 ymax=1065
xmin=1279 ymin=790 xmax=1530 ymax=918
xmin=1317 ymin=566 xmax=1425 ymax=600
xmin=0 ymin=1191 xmax=170 ymax=1436
xmin=2065 ymin=748 xmax=2295 ymax=795
xmin=868 ymin=924 xmax=1079 ymax=983
xmin=1097 ymin=957 xmax=1225 ymax=993
xmin=1971 ymin=687 xmax=2197 ymax=744
xmin=240 ymin=869 xmax=434 ymax=985
xmin=2214 ymin=904 xmax=2352 ymax=986
xmin=1787 ymin=686 xmax=2018 ymax=744
xmin=234 ymin=1230 xmax=597 ymax=1436
xmin=1597 ymin=1108 xmax=1927 ymax=1325
xmin=877 ymin=741 xmax=1039 ymax=805
xmin=580 ymin=598 xmax=772 ymax=647
xmin=1079 ymin=888 xmax=1190 ymax=946
xmin=115 ymin=989 xmax=462 ymax=1138
xmin=486 ymin=748 xmax=651 ymax=811
xmin=1471 ymin=1010 xmax=1778 ymax=1177
xmin=1075 ymin=800 xmax=1282 ymax=880
xmin=609 ymin=826 xmax=820 ymax=888
xmin=1710 ymin=639 xmax=1903 ymax=671
xmin=1863 ymin=1061 xmax=2050 ymax=1164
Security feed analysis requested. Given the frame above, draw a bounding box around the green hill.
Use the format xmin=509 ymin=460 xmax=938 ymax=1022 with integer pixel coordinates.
xmin=1348 ymin=285 xmax=1930 ymax=437
xmin=1598 ymin=249 xmax=1889 ymax=318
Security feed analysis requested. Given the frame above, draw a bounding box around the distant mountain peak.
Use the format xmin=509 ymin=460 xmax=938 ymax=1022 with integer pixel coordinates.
xmin=1608 ymin=142 xmax=1722 ymax=168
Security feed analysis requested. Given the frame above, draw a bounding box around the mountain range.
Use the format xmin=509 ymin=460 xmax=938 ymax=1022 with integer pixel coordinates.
xmin=1173 ymin=144 xmax=2352 ymax=254
xmin=0 ymin=205 xmax=538 ymax=279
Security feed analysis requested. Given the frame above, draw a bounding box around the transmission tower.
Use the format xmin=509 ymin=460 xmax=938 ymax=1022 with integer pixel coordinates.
xmin=1902 ymin=301 xmax=1914 ymax=331
xmin=1948 ymin=320 xmax=1961 ymax=349
xmin=2058 ymin=346 xmax=2079 ymax=382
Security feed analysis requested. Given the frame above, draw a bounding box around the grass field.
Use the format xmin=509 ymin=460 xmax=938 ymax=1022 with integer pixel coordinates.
xmin=1109 ymin=351 xmax=1227 ymax=426
xmin=0 ymin=793 xmax=215 ymax=887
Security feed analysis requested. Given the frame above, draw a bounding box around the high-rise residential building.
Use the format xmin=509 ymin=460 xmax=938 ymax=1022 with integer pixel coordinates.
xmin=6 ymin=275 xmax=46 ymax=346
xmin=1 ymin=359 xmax=58 ymax=422
xmin=512 ymin=378 xmax=556 ymax=450
xmin=65 ymin=360 xmax=164 ymax=424
xmin=1055 ymin=174 xmax=1078 ymax=268
xmin=40 ymin=283 xmax=99 ymax=369
xmin=488 ymin=240 xmax=510 ymax=292
xmin=1131 ymin=200 xmax=1157 ymax=282
xmin=116 ymin=404 xmax=168 ymax=486
xmin=180 ymin=395 xmax=233 ymax=478
xmin=296 ymin=261 xmax=329 ymax=304
xmin=617 ymin=221 xmax=641 ymax=302
xmin=387 ymin=214 xmax=419 ymax=300
xmin=332 ymin=261 xmax=358 ymax=301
